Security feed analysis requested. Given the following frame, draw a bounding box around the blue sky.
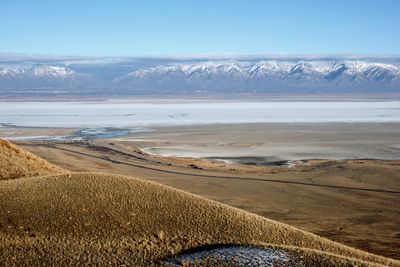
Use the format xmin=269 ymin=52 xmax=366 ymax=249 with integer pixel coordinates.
xmin=1 ymin=0 xmax=399 ymax=56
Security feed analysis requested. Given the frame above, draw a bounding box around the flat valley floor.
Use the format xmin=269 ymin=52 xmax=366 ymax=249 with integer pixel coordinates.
xmin=2 ymin=123 xmax=399 ymax=259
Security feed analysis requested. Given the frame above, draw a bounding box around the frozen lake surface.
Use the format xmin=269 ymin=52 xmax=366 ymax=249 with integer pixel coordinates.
xmin=1 ymin=100 xmax=400 ymax=128
xmin=162 ymin=245 xmax=301 ymax=266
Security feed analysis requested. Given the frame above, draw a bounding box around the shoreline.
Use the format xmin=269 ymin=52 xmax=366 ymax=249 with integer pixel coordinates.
xmin=2 ymin=122 xmax=400 ymax=164
xmin=116 ymin=122 xmax=400 ymax=163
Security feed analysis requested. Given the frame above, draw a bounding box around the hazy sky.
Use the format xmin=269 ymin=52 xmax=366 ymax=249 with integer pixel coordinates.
xmin=1 ymin=0 xmax=399 ymax=56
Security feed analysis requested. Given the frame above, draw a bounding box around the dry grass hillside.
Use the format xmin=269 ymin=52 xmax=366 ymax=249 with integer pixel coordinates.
xmin=1 ymin=173 xmax=400 ymax=266
xmin=0 ymin=139 xmax=66 ymax=180
xmin=1 ymin=141 xmax=399 ymax=266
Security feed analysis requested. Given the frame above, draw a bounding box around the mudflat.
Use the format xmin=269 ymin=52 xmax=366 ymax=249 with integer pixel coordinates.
xmin=129 ymin=122 xmax=400 ymax=161
xmin=8 ymin=122 xmax=399 ymax=260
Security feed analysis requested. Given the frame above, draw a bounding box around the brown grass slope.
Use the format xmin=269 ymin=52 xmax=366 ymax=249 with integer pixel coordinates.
xmin=1 ymin=172 xmax=399 ymax=266
xmin=0 ymin=139 xmax=66 ymax=180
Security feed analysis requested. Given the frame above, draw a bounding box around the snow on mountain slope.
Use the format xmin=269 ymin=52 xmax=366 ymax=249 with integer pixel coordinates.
xmin=120 ymin=60 xmax=400 ymax=81
xmin=27 ymin=65 xmax=75 ymax=77
xmin=0 ymin=65 xmax=97 ymax=92
xmin=0 ymin=65 xmax=75 ymax=79
xmin=114 ymin=60 xmax=400 ymax=92
xmin=0 ymin=59 xmax=399 ymax=94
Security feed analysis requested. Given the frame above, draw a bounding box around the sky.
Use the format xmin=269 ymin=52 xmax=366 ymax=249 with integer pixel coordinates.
xmin=1 ymin=0 xmax=400 ymax=56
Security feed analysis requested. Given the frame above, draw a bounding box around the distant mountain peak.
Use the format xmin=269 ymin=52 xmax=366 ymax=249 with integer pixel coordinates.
xmin=0 ymin=64 xmax=75 ymax=78
xmin=28 ymin=64 xmax=75 ymax=77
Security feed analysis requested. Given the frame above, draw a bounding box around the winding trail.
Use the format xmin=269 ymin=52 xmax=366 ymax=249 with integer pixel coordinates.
xmin=23 ymin=143 xmax=400 ymax=194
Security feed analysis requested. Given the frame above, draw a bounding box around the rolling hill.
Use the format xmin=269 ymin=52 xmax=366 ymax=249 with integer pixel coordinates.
xmin=0 ymin=140 xmax=399 ymax=266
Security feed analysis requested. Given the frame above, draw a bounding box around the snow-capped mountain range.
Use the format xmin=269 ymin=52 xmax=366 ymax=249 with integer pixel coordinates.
xmin=117 ymin=60 xmax=400 ymax=91
xmin=1 ymin=56 xmax=399 ymax=95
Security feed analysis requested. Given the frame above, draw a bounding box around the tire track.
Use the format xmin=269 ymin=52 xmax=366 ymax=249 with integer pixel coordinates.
xmin=23 ymin=143 xmax=400 ymax=194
